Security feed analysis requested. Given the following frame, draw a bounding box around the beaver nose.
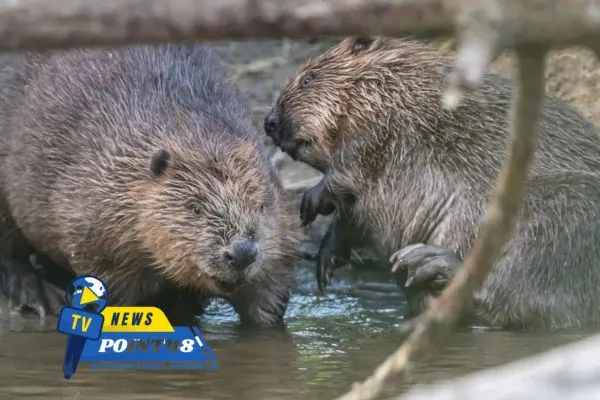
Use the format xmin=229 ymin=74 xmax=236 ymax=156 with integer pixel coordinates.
xmin=264 ymin=109 xmax=279 ymax=137
xmin=224 ymin=239 xmax=258 ymax=270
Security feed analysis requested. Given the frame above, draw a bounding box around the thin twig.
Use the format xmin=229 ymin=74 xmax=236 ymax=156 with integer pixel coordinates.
xmin=335 ymin=45 xmax=549 ymax=400
xmin=0 ymin=0 xmax=596 ymax=50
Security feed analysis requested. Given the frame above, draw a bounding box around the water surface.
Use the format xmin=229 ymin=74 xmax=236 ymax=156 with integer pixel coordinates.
xmin=0 ymin=265 xmax=590 ymax=400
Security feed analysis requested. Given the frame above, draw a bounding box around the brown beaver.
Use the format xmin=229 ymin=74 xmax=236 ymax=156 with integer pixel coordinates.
xmin=264 ymin=36 xmax=600 ymax=330
xmin=0 ymin=44 xmax=300 ymax=328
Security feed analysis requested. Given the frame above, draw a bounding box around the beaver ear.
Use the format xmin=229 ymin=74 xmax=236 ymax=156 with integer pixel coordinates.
xmin=351 ymin=36 xmax=376 ymax=53
xmin=150 ymin=149 xmax=170 ymax=178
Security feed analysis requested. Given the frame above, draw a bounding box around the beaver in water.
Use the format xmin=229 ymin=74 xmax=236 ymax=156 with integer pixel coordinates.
xmin=0 ymin=44 xmax=300 ymax=327
xmin=264 ymin=36 xmax=600 ymax=330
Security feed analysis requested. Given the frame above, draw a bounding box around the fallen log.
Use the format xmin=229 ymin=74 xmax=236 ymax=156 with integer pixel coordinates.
xmin=0 ymin=0 xmax=595 ymax=50
xmin=395 ymin=333 xmax=600 ymax=400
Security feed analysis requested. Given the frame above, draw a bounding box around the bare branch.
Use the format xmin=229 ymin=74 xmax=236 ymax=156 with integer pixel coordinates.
xmin=443 ymin=1 xmax=506 ymax=108
xmin=0 ymin=0 xmax=596 ymax=50
xmin=334 ymin=45 xmax=549 ymax=400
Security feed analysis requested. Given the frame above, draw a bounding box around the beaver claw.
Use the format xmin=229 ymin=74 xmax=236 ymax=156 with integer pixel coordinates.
xmin=389 ymin=243 xmax=461 ymax=293
xmin=317 ymin=220 xmax=352 ymax=295
xmin=0 ymin=255 xmax=64 ymax=318
xmin=300 ymin=179 xmax=336 ymax=226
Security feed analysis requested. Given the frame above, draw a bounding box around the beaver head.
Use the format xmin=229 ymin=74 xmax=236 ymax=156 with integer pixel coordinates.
xmin=264 ymin=36 xmax=448 ymax=171
xmin=133 ymin=136 xmax=294 ymax=299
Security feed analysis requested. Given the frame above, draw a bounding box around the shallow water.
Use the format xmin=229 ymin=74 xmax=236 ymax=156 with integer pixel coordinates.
xmin=0 ymin=265 xmax=591 ymax=400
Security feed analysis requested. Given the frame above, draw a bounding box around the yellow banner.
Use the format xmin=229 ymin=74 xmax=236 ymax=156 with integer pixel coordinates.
xmin=100 ymin=306 xmax=174 ymax=332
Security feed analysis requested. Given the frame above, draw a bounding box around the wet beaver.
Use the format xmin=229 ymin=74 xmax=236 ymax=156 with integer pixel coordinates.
xmin=264 ymin=36 xmax=600 ymax=330
xmin=0 ymin=44 xmax=300 ymax=327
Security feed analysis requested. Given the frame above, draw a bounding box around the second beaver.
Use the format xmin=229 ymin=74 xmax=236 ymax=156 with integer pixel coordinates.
xmin=265 ymin=36 xmax=600 ymax=330
xmin=0 ymin=44 xmax=300 ymax=327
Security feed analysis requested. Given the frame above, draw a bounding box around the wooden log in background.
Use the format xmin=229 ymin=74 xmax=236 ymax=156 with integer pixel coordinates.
xmin=0 ymin=0 xmax=596 ymax=50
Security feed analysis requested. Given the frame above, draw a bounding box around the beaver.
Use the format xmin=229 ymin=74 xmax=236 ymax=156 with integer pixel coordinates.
xmin=0 ymin=44 xmax=300 ymax=328
xmin=264 ymin=36 xmax=600 ymax=330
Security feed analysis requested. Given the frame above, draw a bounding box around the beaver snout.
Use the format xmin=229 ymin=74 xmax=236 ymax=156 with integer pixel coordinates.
xmin=264 ymin=108 xmax=304 ymax=160
xmin=264 ymin=108 xmax=280 ymax=141
xmin=223 ymin=239 xmax=258 ymax=270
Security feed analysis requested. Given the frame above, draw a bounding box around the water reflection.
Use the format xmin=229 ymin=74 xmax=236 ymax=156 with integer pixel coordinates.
xmin=0 ymin=266 xmax=592 ymax=400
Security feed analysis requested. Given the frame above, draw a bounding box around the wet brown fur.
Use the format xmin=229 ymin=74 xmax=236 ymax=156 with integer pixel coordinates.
xmin=267 ymin=36 xmax=600 ymax=330
xmin=0 ymin=44 xmax=300 ymax=327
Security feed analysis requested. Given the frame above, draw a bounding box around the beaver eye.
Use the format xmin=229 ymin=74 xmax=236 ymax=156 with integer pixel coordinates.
xmin=351 ymin=36 xmax=374 ymax=53
xmin=191 ymin=204 xmax=201 ymax=216
xmin=299 ymin=75 xmax=313 ymax=87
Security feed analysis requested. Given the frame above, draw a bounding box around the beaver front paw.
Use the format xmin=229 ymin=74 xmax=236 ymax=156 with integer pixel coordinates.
xmin=0 ymin=255 xmax=64 ymax=318
xmin=300 ymin=179 xmax=336 ymax=226
xmin=389 ymin=243 xmax=461 ymax=294
xmin=316 ymin=219 xmax=352 ymax=295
